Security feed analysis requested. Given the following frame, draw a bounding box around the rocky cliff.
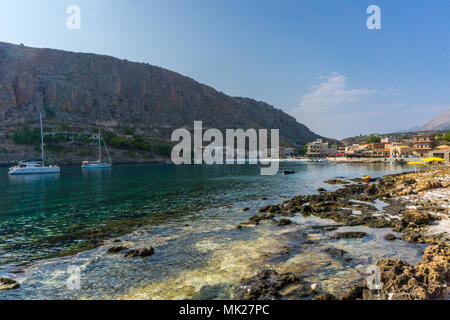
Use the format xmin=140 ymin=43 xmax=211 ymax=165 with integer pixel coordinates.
xmin=419 ymin=108 xmax=450 ymax=132
xmin=0 ymin=41 xmax=320 ymax=146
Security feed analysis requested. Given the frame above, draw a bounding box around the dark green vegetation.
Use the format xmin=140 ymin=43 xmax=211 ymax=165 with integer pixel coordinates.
xmin=9 ymin=125 xmax=172 ymax=158
xmin=12 ymin=126 xmax=41 ymax=145
xmin=436 ymin=131 xmax=450 ymax=142
xmin=103 ymin=132 xmax=172 ymax=156
xmin=367 ymin=136 xmax=381 ymax=143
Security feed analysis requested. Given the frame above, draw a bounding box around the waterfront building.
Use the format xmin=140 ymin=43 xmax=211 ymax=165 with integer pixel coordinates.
xmin=428 ymin=146 xmax=450 ymax=165
xmin=390 ymin=146 xmax=413 ymax=158
xmin=412 ymin=133 xmax=437 ymax=157
xmin=306 ymin=139 xmax=337 ymax=157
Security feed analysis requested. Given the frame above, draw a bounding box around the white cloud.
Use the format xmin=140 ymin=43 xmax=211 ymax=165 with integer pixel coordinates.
xmin=298 ymin=72 xmax=377 ymax=111
xmin=289 ymin=72 xmax=379 ymax=138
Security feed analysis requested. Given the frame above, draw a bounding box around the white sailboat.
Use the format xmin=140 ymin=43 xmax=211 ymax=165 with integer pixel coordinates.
xmin=81 ymin=130 xmax=112 ymax=169
xmin=8 ymin=114 xmax=60 ymax=175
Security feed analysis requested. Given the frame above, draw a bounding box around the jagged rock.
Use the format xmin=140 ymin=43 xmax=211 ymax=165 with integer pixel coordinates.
xmin=124 ymin=247 xmax=154 ymax=258
xmin=0 ymin=276 xmax=20 ymax=290
xmin=339 ymin=280 xmax=366 ymax=300
xmin=314 ymin=293 xmax=337 ymax=300
xmin=384 ymin=234 xmax=397 ymax=241
xmin=398 ymin=187 xmax=414 ymax=196
xmin=258 ymin=205 xmax=281 ymax=214
xmin=416 ymin=180 xmax=442 ymax=193
xmin=275 ymin=218 xmax=292 ymax=226
xmin=366 ymin=184 xmax=378 ymax=195
xmin=107 ymin=245 xmax=128 ymax=253
xmin=324 ymin=179 xmax=349 ymax=185
xmin=249 ymin=213 xmax=274 ymax=224
xmin=324 ymin=247 xmax=353 ymax=262
xmin=401 ymin=209 xmax=432 ymax=225
xmin=234 ymin=223 xmax=257 ymax=230
xmin=375 ymin=245 xmax=450 ymax=300
xmin=233 ymin=269 xmax=310 ymax=300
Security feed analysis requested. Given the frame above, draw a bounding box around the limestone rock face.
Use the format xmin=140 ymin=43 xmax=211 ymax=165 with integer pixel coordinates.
xmin=0 ymin=42 xmax=320 ymax=145
xmin=415 ymin=180 xmax=442 ymax=193
xmin=376 ymin=245 xmax=449 ymax=300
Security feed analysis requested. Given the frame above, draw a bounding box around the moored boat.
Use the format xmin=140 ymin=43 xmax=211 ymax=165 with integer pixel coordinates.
xmin=81 ymin=129 xmax=112 ymax=169
xmin=8 ymin=114 xmax=60 ymax=176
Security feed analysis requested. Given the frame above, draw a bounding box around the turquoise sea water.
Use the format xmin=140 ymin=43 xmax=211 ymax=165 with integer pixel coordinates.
xmin=0 ymin=162 xmax=426 ymax=299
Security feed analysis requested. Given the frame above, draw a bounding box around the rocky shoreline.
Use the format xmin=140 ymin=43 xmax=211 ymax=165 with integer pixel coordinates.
xmin=234 ymin=170 xmax=449 ymax=300
xmin=1 ymin=168 xmax=448 ymax=300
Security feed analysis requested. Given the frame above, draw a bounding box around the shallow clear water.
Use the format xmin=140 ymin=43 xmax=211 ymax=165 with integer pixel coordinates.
xmin=0 ymin=162 xmax=425 ymax=299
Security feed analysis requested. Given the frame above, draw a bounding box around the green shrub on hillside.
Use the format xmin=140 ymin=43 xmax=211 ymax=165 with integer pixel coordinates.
xmin=367 ymin=136 xmax=381 ymax=143
xmin=104 ymin=132 xmax=151 ymax=150
xmin=152 ymin=142 xmax=172 ymax=157
xmin=12 ymin=126 xmax=41 ymax=145
xmin=436 ymin=132 xmax=450 ymax=142
xmin=124 ymin=127 xmax=135 ymax=135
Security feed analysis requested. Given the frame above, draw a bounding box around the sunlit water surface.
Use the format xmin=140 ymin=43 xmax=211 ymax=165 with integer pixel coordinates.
xmin=0 ymin=162 xmax=426 ymax=299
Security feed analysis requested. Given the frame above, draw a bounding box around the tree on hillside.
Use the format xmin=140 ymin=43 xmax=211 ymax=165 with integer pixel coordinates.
xmin=367 ymin=136 xmax=381 ymax=143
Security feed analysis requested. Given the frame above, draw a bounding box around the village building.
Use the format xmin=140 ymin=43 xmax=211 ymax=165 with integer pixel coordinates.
xmin=429 ymin=146 xmax=450 ymax=165
xmin=306 ymin=139 xmax=337 ymax=157
xmin=390 ymin=145 xmax=413 ymax=158
xmin=372 ymin=148 xmax=390 ymax=158
xmin=412 ymin=133 xmax=436 ymax=157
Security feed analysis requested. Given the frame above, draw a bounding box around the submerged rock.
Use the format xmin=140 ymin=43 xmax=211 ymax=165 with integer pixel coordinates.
xmin=275 ymin=218 xmax=292 ymax=226
xmin=124 ymin=247 xmax=155 ymax=258
xmin=314 ymin=293 xmax=337 ymax=300
xmin=249 ymin=213 xmax=274 ymax=224
xmin=324 ymin=247 xmax=353 ymax=262
xmin=332 ymin=232 xmax=368 ymax=239
xmin=339 ymin=280 xmax=366 ymax=300
xmin=384 ymin=234 xmax=397 ymax=241
xmin=107 ymin=245 xmax=128 ymax=253
xmin=0 ymin=276 xmax=20 ymax=290
xmin=234 ymin=269 xmax=311 ymax=300
xmin=324 ymin=179 xmax=349 ymax=185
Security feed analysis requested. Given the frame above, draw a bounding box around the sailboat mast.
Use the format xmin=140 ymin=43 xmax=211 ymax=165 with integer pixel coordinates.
xmin=98 ymin=129 xmax=101 ymax=162
xmin=40 ymin=113 xmax=45 ymax=166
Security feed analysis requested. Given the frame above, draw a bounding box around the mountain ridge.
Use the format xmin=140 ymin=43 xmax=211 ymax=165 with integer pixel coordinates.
xmin=0 ymin=41 xmax=321 ymax=146
xmin=418 ymin=108 xmax=450 ymax=131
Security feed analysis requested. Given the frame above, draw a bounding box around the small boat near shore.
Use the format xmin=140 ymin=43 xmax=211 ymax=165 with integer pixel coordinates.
xmin=82 ymin=130 xmax=112 ymax=169
xmin=8 ymin=114 xmax=60 ymax=176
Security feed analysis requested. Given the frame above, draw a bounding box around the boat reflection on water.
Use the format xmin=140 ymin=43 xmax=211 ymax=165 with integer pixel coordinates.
xmin=8 ymin=173 xmax=60 ymax=184
xmin=81 ymin=165 xmax=112 ymax=179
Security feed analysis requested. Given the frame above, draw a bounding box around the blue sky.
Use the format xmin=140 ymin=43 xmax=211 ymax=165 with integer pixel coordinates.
xmin=1 ymin=0 xmax=449 ymax=139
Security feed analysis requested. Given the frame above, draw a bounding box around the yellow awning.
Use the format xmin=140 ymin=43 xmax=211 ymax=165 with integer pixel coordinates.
xmin=421 ymin=157 xmax=445 ymax=163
